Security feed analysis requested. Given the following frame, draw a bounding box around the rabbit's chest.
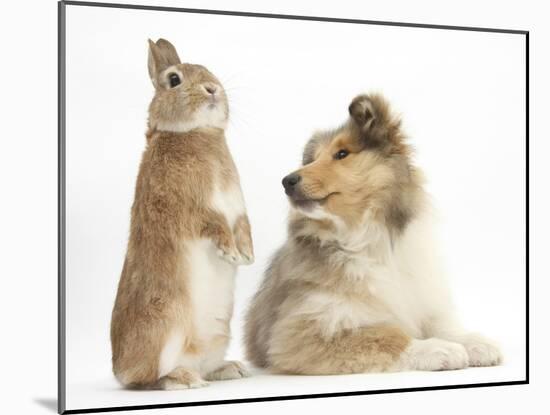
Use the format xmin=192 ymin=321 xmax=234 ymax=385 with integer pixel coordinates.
xmin=210 ymin=180 xmax=246 ymax=228
xmin=186 ymin=238 xmax=236 ymax=340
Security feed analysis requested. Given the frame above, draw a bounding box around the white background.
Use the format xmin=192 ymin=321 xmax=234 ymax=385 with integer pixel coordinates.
xmin=62 ymin=0 xmax=528 ymax=409
xmin=64 ymin=1 xmax=526 ymax=408
xmin=0 ymin=0 xmax=545 ymax=414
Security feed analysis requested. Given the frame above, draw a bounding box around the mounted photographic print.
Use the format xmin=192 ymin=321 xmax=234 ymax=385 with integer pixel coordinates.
xmin=58 ymin=1 xmax=529 ymax=413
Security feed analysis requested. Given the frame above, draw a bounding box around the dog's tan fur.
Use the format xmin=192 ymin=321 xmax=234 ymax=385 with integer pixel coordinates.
xmin=245 ymin=94 xmax=418 ymax=373
xmin=111 ymin=39 xmax=253 ymax=389
xmin=245 ymin=93 xmax=502 ymax=374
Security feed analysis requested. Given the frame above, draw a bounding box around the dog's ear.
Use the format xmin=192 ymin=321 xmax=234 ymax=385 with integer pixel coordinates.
xmin=348 ymin=94 xmax=400 ymax=150
xmin=348 ymin=94 xmax=376 ymax=131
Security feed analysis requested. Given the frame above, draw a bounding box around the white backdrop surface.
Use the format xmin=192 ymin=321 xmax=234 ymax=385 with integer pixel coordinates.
xmin=2 ymin=0 xmax=546 ymax=414
xmin=61 ymin=3 xmax=527 ymax=411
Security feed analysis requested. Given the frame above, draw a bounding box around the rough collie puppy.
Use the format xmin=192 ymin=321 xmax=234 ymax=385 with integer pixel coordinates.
xmin=244 ymin=93 xmax=502 ymax=374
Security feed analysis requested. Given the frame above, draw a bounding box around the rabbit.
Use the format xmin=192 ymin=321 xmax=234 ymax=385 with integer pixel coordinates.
xmin=110 ymin=38 xmax=254 ymax=390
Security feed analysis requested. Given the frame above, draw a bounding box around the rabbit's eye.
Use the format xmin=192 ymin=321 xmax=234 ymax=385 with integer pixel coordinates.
xmin=168 ymin=73 xmax=181 ymax=88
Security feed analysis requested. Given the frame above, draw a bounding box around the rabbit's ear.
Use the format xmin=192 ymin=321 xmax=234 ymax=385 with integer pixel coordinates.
xmin=148 ymin=38 xmax=181 ymax=88
xmin=155 ymin=38 xmax=181 ymax=66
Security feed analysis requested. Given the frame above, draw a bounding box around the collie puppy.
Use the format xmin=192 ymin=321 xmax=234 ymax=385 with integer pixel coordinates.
xmin=244 ymin=93 xmax=502 ymax=374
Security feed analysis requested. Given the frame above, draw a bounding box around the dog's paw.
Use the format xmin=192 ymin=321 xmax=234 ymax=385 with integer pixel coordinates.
xmin=205 ymin=361 xmax=251 ymax=381
xmin=459 ymin=334 xmax=502 ymax=367
xmin=403 ymin=338 xmax=469 ymax=371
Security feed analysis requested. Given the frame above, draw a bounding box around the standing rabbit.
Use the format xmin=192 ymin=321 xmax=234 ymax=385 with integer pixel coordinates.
xmin=111 ymin=38 xmax=254 ymax=390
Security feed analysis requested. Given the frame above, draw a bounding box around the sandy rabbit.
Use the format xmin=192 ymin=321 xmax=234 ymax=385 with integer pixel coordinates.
xmin=111 ymin=38 xmax=254 ymax=390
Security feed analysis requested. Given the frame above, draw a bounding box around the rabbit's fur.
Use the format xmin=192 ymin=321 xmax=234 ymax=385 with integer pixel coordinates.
xmin=111 ymin=39 xmax=253 ymax=389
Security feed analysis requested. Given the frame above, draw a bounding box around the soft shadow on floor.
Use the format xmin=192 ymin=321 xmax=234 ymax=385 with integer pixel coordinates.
xmin=34 ymin=398 xmax=57 ymax=413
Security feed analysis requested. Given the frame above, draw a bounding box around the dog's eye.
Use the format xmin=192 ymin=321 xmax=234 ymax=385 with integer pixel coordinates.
xmin=168 ymin=73 xmax=181 ymax=88
xmin=334 ymin=149 xmax=349 ymax=160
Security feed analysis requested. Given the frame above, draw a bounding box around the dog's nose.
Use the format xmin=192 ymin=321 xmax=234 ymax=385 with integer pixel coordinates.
xmin=282 ymin=173 xmax=301 ymax=194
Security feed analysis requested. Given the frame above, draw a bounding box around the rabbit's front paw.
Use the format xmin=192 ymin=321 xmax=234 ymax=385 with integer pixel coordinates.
xmin=233 ymin=215 xmax=254 ymax=265
xmin=236 ymin=239 xmax=254 ymax=265
xmin=216 ymin=241 xmax=250 ymax=266
xmin=216 ymin=245 xmax=242 ymax=265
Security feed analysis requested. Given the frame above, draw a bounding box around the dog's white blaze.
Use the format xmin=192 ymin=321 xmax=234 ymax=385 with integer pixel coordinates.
xmin=158 ymin=238 xmax=236 ymax=378
xmin=211 ymin=181 xmax=246 ymax=228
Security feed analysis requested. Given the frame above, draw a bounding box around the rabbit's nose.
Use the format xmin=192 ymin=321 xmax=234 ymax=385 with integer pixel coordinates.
xmin=203 ymin=84 xmax=218 ymax=95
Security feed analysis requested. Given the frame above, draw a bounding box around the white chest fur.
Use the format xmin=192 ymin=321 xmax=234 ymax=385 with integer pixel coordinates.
xmin=158 ymin=179 xmax=248 ymax=378
xmin=186 ymin=238 xmax=236 ymax=340
xmin=172 ymin=180 xmax=246 ymax=375
xmin=300 ymin=212 xmax=453 ymax=340
xmin=158 ymin=238 xmax=236 ymax=378
xmin=210 ymin=180 xmax=246 ymax=228
xmin=296 ymin=269 xmax=427 ymax=340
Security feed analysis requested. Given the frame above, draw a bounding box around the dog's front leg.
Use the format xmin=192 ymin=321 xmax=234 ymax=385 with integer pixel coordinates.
xmin=267 ymin=318 xmax=472 ymax=374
